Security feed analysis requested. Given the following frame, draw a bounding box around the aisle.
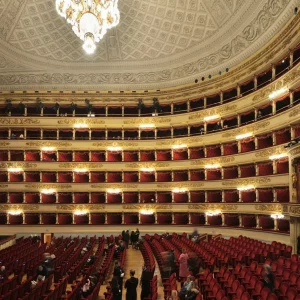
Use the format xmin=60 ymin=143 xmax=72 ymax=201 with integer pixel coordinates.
xmin=99 ymin=247 xmax=165 ymax=299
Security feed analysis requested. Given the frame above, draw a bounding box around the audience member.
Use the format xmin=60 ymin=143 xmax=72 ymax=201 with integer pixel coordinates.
xmin=214 ymin=121 xmax=222 ymax=131
xmin=113 ymin=261 xmax=124 ymax=288
xmin=140 ymin=265 xmax=152 ymax=299
xmin=125 ymin=269 xmax=138 ymax=300
xmin=81 ymin=278 xmax=91 ymax=297
xmin=179 ymin=249 xmax=189 ymax=280
xmin=263 ymin=264 xmax=274 ymax=292
xmin=111 ymin=275 xmax=122 ymax=300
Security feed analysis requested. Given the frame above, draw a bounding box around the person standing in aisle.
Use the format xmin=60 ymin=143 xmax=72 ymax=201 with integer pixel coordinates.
xmin=125 ymin=269 xmax=138 ymax=300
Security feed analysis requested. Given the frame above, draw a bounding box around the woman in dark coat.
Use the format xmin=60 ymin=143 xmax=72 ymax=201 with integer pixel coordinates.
xmin=125 ymin=270 xmax=138 ymax=300
xmin=111 ymin=276 xmax=122 ymax=300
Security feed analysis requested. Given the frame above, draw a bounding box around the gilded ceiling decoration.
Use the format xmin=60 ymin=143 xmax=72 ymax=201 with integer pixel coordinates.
xmin=0 ymin=0 xmax=296 ymax=90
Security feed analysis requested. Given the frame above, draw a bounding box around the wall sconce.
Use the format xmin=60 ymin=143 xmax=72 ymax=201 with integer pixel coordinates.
xmin=139 ymin=124 xmax=155 ymax=128
xmin=74 ymin=209 xmax=88 ymax=216
xmin=8 ymin=209 xmax=23 ymax=215
xmin=74 ymin=168 xmax=88 ymax=173
xmin=270 ymin=214 xmax=284 ymax=219
xmin=41 ymin=146 xmax=56 ymax=151
xmin=41 ymin=189 xmax=56 ymax=194
xmin=172 ymin=188 xmax=187 ymax=193
xmin=205 ymin=210 xmax=221 ymax=216
xmin=7 ymin=167 xmax=23 ymax=173
xmin=269 ymin=153 xmax=287 ymax=160
xmin=172 ymin=144 xmax=187 ymax=149
xmin=73 ymin=123 xmax=88 ymax=128
xmin=140 ymin=167 xmax=155 ymax=172
xmin=140 ymin=209 xmax=155 ymax=215
xmin=237 ymin=186 xmax=254 ymax=191
xmin=205 ymin=164 xmax=221 ymax=169
xmin=107 ymin=188 xmax=121 ymax=194
xmin=269 ymin=88 xmax=288 ymax=100
xmin=107 ymin=146 xmax=122 ymax=151
xmin=236 ymin=132 xmax=253 ymax=140
xmin=203 ymin=114 xmax=220 ymax=122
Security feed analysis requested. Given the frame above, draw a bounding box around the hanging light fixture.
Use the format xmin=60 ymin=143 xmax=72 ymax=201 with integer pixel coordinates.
xmin=56 ymin=0 xmax=120 ymax=54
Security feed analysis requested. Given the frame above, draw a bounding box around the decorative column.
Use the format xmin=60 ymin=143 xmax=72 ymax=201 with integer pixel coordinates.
xmin=72 ymin=192 xmax=74 ymax=204
xmin=188 ymin=214 xmax=191 ymax=225
xmin=273 ymin=218 xmax=278 ymax=231
xmin=172 ymin=214 xmax=175 ymax=225
xmin=289 ymin=217 xmax=300 ymax=253
xmin=273 ymin=188 xmax=277 ymax=202
xmin=105 ymin=128 xmax=108 ymax=140
xmin=187 ymin=100 xmax=190 ymax=112
xmin=220 ymin=91 xmax=223 ymax=104
xmin=256 ymin=215 xmax=260 ymax=228
xmin=254 ymin=76 xmax=258 ymax=90
xmin=254 ymin=137 xmax=258 ymax=150
xmin=239 ymin=215 xmax=243 ymax=227
xmin=89 ymin=129 xmax=91 ymax=140
xmin=273 ymin=160 xmax=277 ymax=174
xmin=88 ymin=213 xmax=91 ymax=225
xmin=188 ymin=191 xmax=191 ymax=203
xmin=221 ymin=191 xmax=225 ymax=202
xmin=237 ymin=85 xmax=241 ymax=98
xmin=154 ymin=213 xmax=158 ymax=224
xmin=238 ymin=190 xmax=242 ymax=202
xmin=237 ymin=114 xmax=241 ymax=127
xmin=8 ymin=150 xmax=10 ymax=161
xmin=187 ymin=126 xmax=190 ymax=137
xmin=56 ymin=214 xmax=59 ymax=225
xmin=105 ymin=106 xmax=108 ymax=117
xmin=221 ymin=214 xmax=225 ymax=226
xmin=41 ymin=129 xmax=43 ymax=140
xmin=203 ymin=97 xmax=207 ymax=108
xmin=122 ymin=213 xmax=124 ymax=224
xmin=138 ymin=213 xmax=141 ymax=224
xmin=255 ymin=189 xmax=259 ymax=202
xmin=72 ymin=129 xmax=75 ymax=140
xmin=205 ymin=192 xmax=208 ymax=203
xmin=89 ymin=192 xmax=91 ymax=203
xmin=22 ymin=214 xmax=25 ymax=225
xmin=271 ymin=64 xmax=276 ymax=80
xmin=171 ymin=103 xmax=174 ymax=114
xmin=104 ymin=213 xmax=108 ymax=224
xmin=205 ymin=214 xmax=208 ymax=225
xmin=290 ymin=90 xmax=294 ymax=106
xmin=122 ymin=105 xmax=124 ymax=117
xmin=290 ymin=50 xmax=294 ymax=67
xmin=255 ymin=164 xmax=258 ymax=176
xmin=237 ymin=166 xmax=241 ymax=178
xmin=56 ymin=129 xmax=59 ymax=140
xmin=272 ymin=101 xmax=276 ymax=116
xmin=39 ymin=214 xmax=42 ymax=225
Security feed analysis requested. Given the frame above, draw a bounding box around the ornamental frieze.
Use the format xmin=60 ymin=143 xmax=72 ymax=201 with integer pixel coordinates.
xmin=156 ymin=137 xmax=202 ymax=146
xmin=58 ymin=163 xmax=103 ymax=169
xmin=288 ymin=146 xmax=300 ymax=157
xmin=222 ymin=177 xmax=271 ymax=186
xmin=188 ymin=204 xmax=238 ymax=211
xmin=191 ymin=157 xmax=235 ymax=166
xmin=124 ymin=162 xmax=170 ymax=168
xmin=91 ymin=184 xmax=138 ymax=189
xmin=289 ymin=106 xmax=300 ymax=118
xmin=123 ymin=117 xmax=171 ymax=125
xmin=289 ymin=205 xmax=300 ymax=215
xmin=255 ymin=146 xmax=286 ymax=158
xmin=0 ymin=185 xmax=8 ymax=188
xmin=57 ymin=119 xmax=105 ymax=125
xmin=25 ymin=184 xmax=72 ymax=189
xmin=157 ymin=182 xmax=204 ymax=189
xmin=222 ymin=121 xmax=270 ymax=138
xmin=0 ymin=118 xmax=40 ymax=125
xmin=122 ymin=204 xmax=172 ymax=210
xmin=188 ymin=104 xmax=237 ymax=121
xmin=254 ymin=204 xmax=282 ymax=212
xmin=0 ymin=162 xmax=37 ymax=168
xmin=92 ymin=142 xmax=138 ymax=147
xmin=26 ymin=141 xmax=72 ymax=147
xmin=56 ymin=204 xmax=105 ymax=211
xmin=0 ymin=142 xmax=10 ymax=147
xmin=0 ymin=204 xmax=39 ymax=211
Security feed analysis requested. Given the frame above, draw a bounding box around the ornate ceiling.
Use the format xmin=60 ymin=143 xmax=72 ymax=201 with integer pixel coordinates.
xmin=0 ymin=0 xmax=297 ymax=91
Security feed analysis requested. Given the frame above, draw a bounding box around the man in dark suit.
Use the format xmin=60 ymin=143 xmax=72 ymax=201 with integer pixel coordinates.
xmin=125 ymin=269 xmax=138 ymax=300
xmin=113 ymin=261 xmax=124 ymax=290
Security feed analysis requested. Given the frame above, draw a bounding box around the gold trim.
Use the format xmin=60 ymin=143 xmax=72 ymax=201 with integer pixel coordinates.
xmin=56 ymin=204 xmax=105 ymax=210
xmin=255 ymin=146 xmax=286 ymax=158
xmin=26 ymin=141 xmax=72 ymax=147
xmin=122 ymin=204 xmax=172 ymax=210
xmin=254 ymin=204 xmax=282 ymax=212
xmin=0 ymin=118 xmax=40 ymax=125
xmin=156 ymin=137 xmax=202 ymax=146
xmin=91 ymin=184 xmax=138 ymax=189
xmin=188 ymin=104 xmax=238 ymax=120
xmin=92 ymin=142 xmax=138 ymax=147
xmin=25 ymin=184 xmax=72 ymax=189
xmin=188 ymin=204 xmax=238 ymax=211
xmin=125 ymin=162 xmax=170 ymax=168
xmin=0 ymin=204 xmax=39 ymax=211
xmin=58 ymin=163 xmax=103 ymax=169
xmin=123 ymin=117 xmax=171 ymax=124
xmin=157 ymin=182 xmax=204 ymax=188
xmin=222 ymin=121 xmax=270 ymax=138
xmin=57 ymin=119 xmax=105 ymax=125
xmin=192 ymin=157 xmax=235 ymax=166
xmin=0 ymin=162 xmax=37 ymax=168
xmin=222 ymin=178 xmax=271 ymax=186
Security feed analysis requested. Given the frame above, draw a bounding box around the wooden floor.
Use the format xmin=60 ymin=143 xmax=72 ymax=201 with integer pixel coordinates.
xmin=99 ymin=246 xmax=165 ymax=299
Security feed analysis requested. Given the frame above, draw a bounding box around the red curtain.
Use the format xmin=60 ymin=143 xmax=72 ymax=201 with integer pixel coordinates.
xmin=107 ymin=193 xmax=122 ymax=204
xmin=224 ymin=190 xmax=238 ymax=203
xmin=123 ymin=193 xmax=139 ymax=204
xmin=140 ymin=151 xmax=155 ymax=161
xmin=0 ymin=214 xmax=7 ymax=224
xmin=190 ymin=148 xmax=204 ymax=159
xmin=190 ymin=170 xmax=204 ymax=181
xmin=257 ymin=134 xmax=273 ymax=149
xmin=206 ymin=169 xmax=221 ymax=180
xmin=241 ymin=139 xmax=255 ymax=153
xmin=42 ymin=152 xmax=57 ymax=162
xmin=173 ymin=150 xmax=188 ymax=160
xmin=91 ymin=151 xmax=105 ymax=162
xmin=74 ymin=193 xmax=89 ymax=204
xmin=293 ymin=124 xmax=300 ymax=138
xmin=241 ymin=191 xmax=256 ymax=203
xmin=0 ymin=193 xmax=7 ymax=204
xmin=107 ymin=151 xmax=122 ymax=162
xmin=190 ymin=191 xmax=205 ymax=203
xmin=58 ymin=214 xmax=72 ymax=225
xmin=257 ymin=189 xmax=273 ymax=202
xmin=25 ymin=213 xmax=39 ymax=225
xmin=58 ymin=151 xmax=72 ymax=162
xmin=173 ymin=171 xmax=188 ymax=181
xmin=206 ymin=146 xmax=221 ymax=158
xmin=91 ymin=193 xmax=105 ymax=203
xmin=9 ymin=172 xmax=23 ymax=182
xmin=240 ymin=164 xmax=256 ymax=177
xmin=74 ymin=215 xmax=89 ymax=225
xmin=207 ymin=191 xmax=222 ymax=203
xmin=157 ymin=151 xmax=171 ymax=161
xmin=9 ymin=214 xmax=23 ymax=225
xmin=58 ymin=193 xmax=72 ymax=204
xmin=207 ymin=215 xmax=222 ymax=225
xmin=0 ymin=172 xmax=8 ymax=182
xmin=223 ymin=167 xmax=238 ymax=179
xmin=224 ymin=214 xmax=239 ymax=226
xmin=276 ymin=159 xmax=289 ymax=174
xmin=91 ymin=172 xmax=106 ymax=183
xmin=124 ymin=214 xmax=139 ymax=225
xmin=107 ymin=172 xmax=122 ymax=183
xmin=107 ymin=214 xmax=122 ymax=225
xmin=9 ymin=193 xmax=23 ymax=203
xmin=174 ymin=214 xmax=189 ymax=225
xmin=25 ymin=151 xmax=40 ymax=161
xmin=124 ymin=172 xmax=138 ymax=182
xmin=25 ymin=172 xmax=40 ymax=182
xmin=156 ymin=172 xmax=172 ymax=182
xmin=41 ymin=193 xmax=56 ymax=204
xmin=74 ymin=173 xmax=89 ymax=183
xmin=242 ymin=215 xmax=256 ymax=227
xmin=74 ymin=151 xmax=89 ymax=162
xmin=10 ymin=151 xmax=24 ymax=161
xmin=25 ymin=193 xmax=40 ymax=204
xmin=191 ymin=214 xmax=205 ymax=225
xmin=275 ymin=128 xmax=291 ymax=145
xmin=157 ymin=213 xmax=172 ymax=225
xmin=57 ymin=172 xmax=72 ymax=183
xmin=91 ymin=214 xmax=105 ymax=225
xmin=157 ymin=192 xmax=172 ymax=203
xmin=0 ymin=151 xmax=8 ymax=161
xmin=140 ymin=192 xmax=155 ymax=203
xmin=277 ymin=219 xmax=290 ymax=232
xmin=41 ymin=214 xmax=56 ymax=225
xmin=123 ymin=152 xmax=138 ymax=162
xmin=42 ymin=172 xmax=57 ymax=182
xmin=275 ymin=188 xmax=289 ymax=202
xmin=257 ymin=162 xmax=273 ymax=176
xmin=173 ymin=192 xmax=188 ymax=203
xmin=223 ymin=143 xmax=238 ymax=155
xmin=140 ymin=172 xmax=155 ymax=182
xmin=259 ymin=215 xmax=274 ymax=229
xmin=140 ymin=214 xmax=155 ymax=224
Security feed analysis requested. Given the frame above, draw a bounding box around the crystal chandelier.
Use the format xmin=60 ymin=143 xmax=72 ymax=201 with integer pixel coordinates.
xmin=56 ymin=0 xmax=120 ymax=54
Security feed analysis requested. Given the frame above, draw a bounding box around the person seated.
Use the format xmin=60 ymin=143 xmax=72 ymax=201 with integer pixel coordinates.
xmin=214 ymin=122 xmax=222 ymax=131
xmin=199 ymin=127 xmax=204 ymax=135
xmin=257 ymin=109 xmax=263 ymax=120
xmin=81 ymin=278 xmax=91 ymax=297
xmin=31 ymin=275 xmax=44 ymax=290
xmin=179 ymin=276 xmax=199 ymax=300
xmin=37 ymin=264 xmax=48 ymax=279
xmin=0 ymin=266 xmax=6 ymax=281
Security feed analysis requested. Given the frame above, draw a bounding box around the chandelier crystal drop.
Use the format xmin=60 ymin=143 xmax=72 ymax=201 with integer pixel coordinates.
xmin=56 ymin=0 xmax=120 ymax=54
